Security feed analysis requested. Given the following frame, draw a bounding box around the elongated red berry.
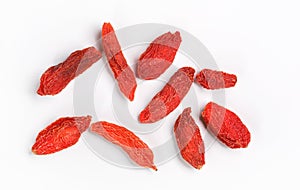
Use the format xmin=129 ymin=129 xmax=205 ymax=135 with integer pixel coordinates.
xmin=139 ymin=67 xmax=195 ymax=123
xmin=195 ymin=69 xmax=237 ymax=90
xmin=201 ymin=102 xmax=250 ymax=148
xmin=32 ymin=116 xmax=92 ymax=155
xmin=91 ymin=121 xmax=157 ymax=171
xmin=137 ymin=31 xmax=182 ymax=80
xmin=102 ymin=23 xmax=137 ymax=101
xmin=37 ymin=47 xmax=102 ymax=96
xmin=174 ymin=107 xmax=205 ymax=169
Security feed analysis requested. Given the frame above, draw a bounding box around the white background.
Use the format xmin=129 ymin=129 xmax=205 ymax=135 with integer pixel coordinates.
xmin=1 ymin=0 xmax=299 ymax=189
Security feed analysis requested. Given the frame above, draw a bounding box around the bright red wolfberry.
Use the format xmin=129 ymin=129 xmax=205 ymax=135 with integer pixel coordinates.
xmin=137 ymin=31 xmax=182 ymax=80
xmin=91 ymin=121 xmax=157 ymax=170
xmin=102 ymin=23 xmax=137 ymax=101
xmin=32 ymin=116 xmax=92 ymax=155
xmin=174 ymin=107 xmax=205 ymax=169
xmin=139 ymin=67 xmax=195 ymax=123
xmin=195 ymin=69 xmax=237 ymax=90
xmin=201 ymin=102 xmax=250 ymax=148
xmin=37 ymin=47 xmax=102 ymax=96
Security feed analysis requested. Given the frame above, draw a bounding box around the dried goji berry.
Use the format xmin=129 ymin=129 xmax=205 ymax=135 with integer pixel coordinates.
xmin=139 ymin=67 xmax=195 ymax=123
xmin=91 ymin=121 xmax=157 ymax=170
xmin=137 ymin=31 xmax=182 ymax=80
xmin=201 ymin=102 xmax=250 ymax=148
xmin=32 ymin=116 xmax=92 ymax=155
xmin=102 ymin=23 xmax=137 ymax=101
xmin=37 ymin=47 xmax=102 ymax=96
xmin=195 ymin=69 xmax=237 ymax=90
xmin=174 ymin=107 xmax=205 ymax=169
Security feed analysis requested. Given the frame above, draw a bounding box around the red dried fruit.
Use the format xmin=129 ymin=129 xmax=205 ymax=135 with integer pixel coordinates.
xmin=195 ymin=69 xmax=237 ymax=90
xmin=32 ymin=116 xmax=92 ymax=155
xmin=37 ymin=47 xmax=102 ymax=96
xmin=174 ymin=107 xmax=205 ymax=169
xmin=139 ymin=67 xmax=195 ymax=123
xmin=91 ymin=121 xmax=157 ymax=170
xmin=201 ymin=102 xmax=250 ymax=148
xmin=137 ymin=31 xmax=182 ymax=80
xmin=102 ymin=23 xmax=137 ymax=101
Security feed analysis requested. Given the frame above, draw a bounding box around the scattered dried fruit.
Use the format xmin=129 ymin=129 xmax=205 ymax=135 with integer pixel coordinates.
xmin=37 ymin=47 xmax=102 ymax=96
xmin=102 ymin=23 xmax=137 ymax=101
xmin=91 ymin=121 xmax=157 ymax=170
xmin=195 ymin=69 xmax=237 ymax=90
xmin=32 ymin=116 xmax=92 ymax=155
xmin=33 ymin=23 xmax=250 ymax=170
xmin=201 ymin=102 xmax=250 ymax=148
xmin=174 ymin=107 xmax=205 ymax=169
xmin=137 ymin=31 xmax=182 ymax=80
xmin=139 ymin=67 xmax=195 ymax=123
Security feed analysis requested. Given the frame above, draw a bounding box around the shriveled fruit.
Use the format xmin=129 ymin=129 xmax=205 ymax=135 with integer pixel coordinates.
xmin=37 ymin=47 xmax=102 ymax=96
xmin=139 ymin=67 xmax=195 ymax=123
xmin=174 ymin=107 xmax=205 ymax=169
xmin=102 ymin=23 xmax=137 ymax=101
xmin=195 ymin=69 xmax=237 ymax=90
xmin=201 ymin=102 xmax=250 ymax=148
xmin=137 ymin=31 xmax=182 ymax=80
xmin=91 ymin=121 xmax=157 ymax=170
xmin=32 ymin=116 xmax=92 ymax=155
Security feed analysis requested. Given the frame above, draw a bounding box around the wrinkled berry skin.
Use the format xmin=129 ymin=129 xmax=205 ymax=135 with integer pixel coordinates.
xmin=137 ymin=31 xmax=182 ymax=80
xmin=174 ymin=107 xmax=205 ymax=169
xmin=102 ymin=23 xmax=137 ymax=101
xmin=201 ymin=102 xmax=250 ymax=148
xmin=91 ymin=121 xmax=157 ymax=171
xmin=195 ymin=69 xmax=237 ymax=90
xmin=37 ymin=47 xmax=102 ymax=96
xmin=139 ymin=67 xmax=195 ymax=123
xmin=32 ymin=116 xmax=92 ymax=155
